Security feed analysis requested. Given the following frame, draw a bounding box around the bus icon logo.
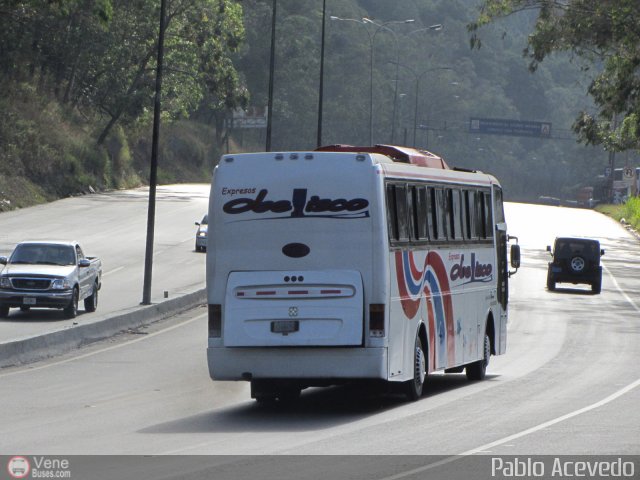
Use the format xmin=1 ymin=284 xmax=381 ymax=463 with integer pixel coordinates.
xmin=7 ymin=456 xmax=30 ymax=479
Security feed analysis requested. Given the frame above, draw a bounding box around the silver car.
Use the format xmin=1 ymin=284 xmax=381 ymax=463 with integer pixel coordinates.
xmin=195 ymin=215 xmax=208 ymax=252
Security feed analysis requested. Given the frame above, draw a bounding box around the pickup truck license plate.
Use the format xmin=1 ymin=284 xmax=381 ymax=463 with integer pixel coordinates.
xmin=23 ymin=297 xmax=36 ymax=305
xmin=271 ymin=320 xmax=299 ymax=334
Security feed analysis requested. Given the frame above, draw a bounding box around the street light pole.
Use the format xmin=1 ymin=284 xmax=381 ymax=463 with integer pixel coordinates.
xmin=362 ymin=18 xmax=414 ymax=145
xmin=141 ymin=0 xmax=167 ymax=305
xmin=414 ymin=67 xmax=453 ymax=147
xmin=393 ymin=61 xmax=453 ymax=147
xmin=330 ymin=16 xmax=372 ymax=144
xmin=265 ymin=0 xmax=277 ymax=151
xmin=316 ymin=0 xmax=327 ymax=148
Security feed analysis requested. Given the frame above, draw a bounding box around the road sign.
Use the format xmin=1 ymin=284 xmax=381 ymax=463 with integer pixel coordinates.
xmin=229 ymin=107 xmax=267 ymax=129
xmin=469 ymin=117 xmax=552 ymax=138
xmin=623 ymin=167 xmax=634 ymax=179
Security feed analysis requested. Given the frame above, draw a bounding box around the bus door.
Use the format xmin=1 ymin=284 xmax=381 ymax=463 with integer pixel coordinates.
xmin=493 ymin=186 xmax=508 ymax=354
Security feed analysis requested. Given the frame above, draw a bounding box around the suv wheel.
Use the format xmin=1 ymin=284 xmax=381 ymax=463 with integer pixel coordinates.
xmin=546 ymin=268 xmax=556 ymax=291
xmin=570 ymin=256 xmax=586 ymax=272
xmin=592 ymin=275 xmax=602 ymax=294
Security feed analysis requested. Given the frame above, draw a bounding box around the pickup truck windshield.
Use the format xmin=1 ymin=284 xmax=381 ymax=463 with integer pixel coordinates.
xmin=10 ymin=244 xmax=76 ymax=266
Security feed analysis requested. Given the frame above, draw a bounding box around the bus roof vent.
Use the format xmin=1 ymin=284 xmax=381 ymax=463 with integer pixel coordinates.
xmin=453 ymin=166 xmax=482 ymax=173
xmin=315 ymin=144 xmax=449 ymax=169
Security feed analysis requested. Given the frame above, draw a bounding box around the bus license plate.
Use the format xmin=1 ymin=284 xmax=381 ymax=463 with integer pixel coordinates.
xmin=271 ymin=320 xmax=299 ymax=334
xmin=23 ymin=297 xmax=36 ymax=305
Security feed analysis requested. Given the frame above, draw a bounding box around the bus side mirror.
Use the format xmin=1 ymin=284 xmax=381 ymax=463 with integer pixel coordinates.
xmin=510 ymin=244 xmax=521 ymax=269
xmin=601 ymin=249 xmax=605 ymax=256
xmin=546 ymin=245 xmax=552 ymax=253
xmin=508 ymin=235 xmax=520 ymax=277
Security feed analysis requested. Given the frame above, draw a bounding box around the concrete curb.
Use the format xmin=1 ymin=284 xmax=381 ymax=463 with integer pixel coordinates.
xmin=0 ymin=288 xmax=206 ymax=368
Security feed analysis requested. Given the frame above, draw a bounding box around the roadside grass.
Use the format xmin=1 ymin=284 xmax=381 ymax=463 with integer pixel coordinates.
xmin=621 ymin=197 xmax=640 ymax=231
xmin=596 ymin=199 xmax=640 ymax=231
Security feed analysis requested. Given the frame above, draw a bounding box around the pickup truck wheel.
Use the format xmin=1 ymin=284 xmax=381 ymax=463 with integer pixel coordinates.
xmin=64 ymin=288 xmax=79 ymax=319
xmin=84 ymin=283 xmax=99 ymax=312
xmin=0 ymin=306 xmax=9 ymax=318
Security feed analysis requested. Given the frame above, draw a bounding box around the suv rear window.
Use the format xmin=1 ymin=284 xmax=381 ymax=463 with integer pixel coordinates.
xmin=554 ymin=240 xmax=599 ymax=259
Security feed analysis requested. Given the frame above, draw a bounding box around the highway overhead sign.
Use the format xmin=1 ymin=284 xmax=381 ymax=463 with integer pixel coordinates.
xmin=469 ymin=117 xmax=552 ymax=138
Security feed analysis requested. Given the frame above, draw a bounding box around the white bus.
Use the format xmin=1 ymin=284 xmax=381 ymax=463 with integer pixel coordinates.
xmin=206 ymin=145 xmax=520 ymax=402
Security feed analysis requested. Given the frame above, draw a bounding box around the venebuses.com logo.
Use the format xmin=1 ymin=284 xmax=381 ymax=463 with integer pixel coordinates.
xmin=6 ymin=456 xmax=71 ymax=479
xmin=7 ymin=456 xmax=30 ymax=479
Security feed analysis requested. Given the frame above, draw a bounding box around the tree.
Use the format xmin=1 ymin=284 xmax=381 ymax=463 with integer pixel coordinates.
xmin=93 ymin=0 xmax=245 ymax=145
xmin=469 ymin=0 xmax=640 ymax=152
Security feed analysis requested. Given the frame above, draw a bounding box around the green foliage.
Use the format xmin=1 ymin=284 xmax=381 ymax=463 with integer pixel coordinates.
xmin=469 ymin=0 xmax=640 ymax=151
xmin=622 ymin=196 xmax=640 ymax=231
xmin=597 ymin=199 xmax=640 ymax=231
xmin=0 ymin=0 xmax=632 ymax=211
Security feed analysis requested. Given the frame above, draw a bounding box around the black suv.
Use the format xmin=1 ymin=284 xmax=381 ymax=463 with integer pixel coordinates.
xmin=546 ymin=237 xmax=604 ymax=293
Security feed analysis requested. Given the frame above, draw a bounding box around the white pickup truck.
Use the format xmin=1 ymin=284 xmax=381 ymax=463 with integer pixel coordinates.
xmin=0 ymin=241 xmax=102 ymax=319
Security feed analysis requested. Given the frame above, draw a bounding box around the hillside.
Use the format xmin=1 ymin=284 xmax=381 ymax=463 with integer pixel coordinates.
xmin=0 ymin=0 xmax=619 ymax=211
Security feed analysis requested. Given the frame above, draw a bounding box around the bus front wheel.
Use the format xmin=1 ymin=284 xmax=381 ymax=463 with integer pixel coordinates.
xmin=466 ymin=333 xmax=490 ymax=381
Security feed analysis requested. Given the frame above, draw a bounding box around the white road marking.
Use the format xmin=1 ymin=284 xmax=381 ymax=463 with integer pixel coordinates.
xmin=102 ymin=266 xmax=124 ymax=277
xmin=376 ymin=262 xmax=640 ymax=480
xmin=602 ymin=262 xmax=640 ymax=313
xmin=378 ymin=378 xmax=640 ymax=480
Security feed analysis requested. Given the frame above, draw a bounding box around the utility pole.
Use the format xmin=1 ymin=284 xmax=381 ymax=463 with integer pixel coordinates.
xmin=608 ymin=114 xmax=618 ymax=203
xmin=266 ymin=0 xmax=276 ymax=151
xmin=316 ymin=0 xmax=326 ymax=148
xmin=142 ymin=0 xmax=167 ymax=305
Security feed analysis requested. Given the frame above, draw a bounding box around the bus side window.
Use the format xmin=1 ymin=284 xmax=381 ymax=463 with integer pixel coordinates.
xmin=465 ymin=190 xmax=478 ymax=240
xmin=475 ymin=190 xmax=485 ymax=239
xmin=395 ymin=184 xmax=410 ymax=242
xmin=493 ymin=186 xmax=505 ymax=224
xmin=386 ymin=184 xmax=399 ymax=242
xmin=450 ymin=189 xmax=464 ymax=241
xmin=427 ymin=187 xmax=438 ymax=240
xmin=435 ymin=188 xmax=448 ymax=241
xmin=412 ymin=185 xmax=428 ymax=241
xmin=484 ymin=191 xmax=494 ymax=239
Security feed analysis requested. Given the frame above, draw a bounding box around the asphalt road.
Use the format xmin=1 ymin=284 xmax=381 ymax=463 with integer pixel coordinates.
xmin=0 ymin=184 xmax=209 ymax=343
xmin=1 ymin=202 xmax=639 ymax=472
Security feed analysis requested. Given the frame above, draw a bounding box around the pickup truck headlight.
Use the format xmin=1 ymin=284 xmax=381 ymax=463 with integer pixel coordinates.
xmin=198 ymin=231 xmax=207 ymax=237
xmin=0 ymin=277 xmax=10 ymax=289
xmin=51 ymin=278 xmax=71 ymax=290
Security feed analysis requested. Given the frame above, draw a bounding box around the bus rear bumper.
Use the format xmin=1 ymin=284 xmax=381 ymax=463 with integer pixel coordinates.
xmin=207 ymin=346 xmax=388 ymax=381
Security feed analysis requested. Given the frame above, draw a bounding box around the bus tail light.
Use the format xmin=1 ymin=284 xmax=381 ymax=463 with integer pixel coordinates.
xmin=209 ymin=304 xmax=222 ymax=337
xmin=369 ymin=304 xmax=385 ymax=337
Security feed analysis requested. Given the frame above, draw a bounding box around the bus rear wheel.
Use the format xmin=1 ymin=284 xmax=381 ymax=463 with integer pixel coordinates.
xmin=404 ymin=334 xmax=427 ymax=401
